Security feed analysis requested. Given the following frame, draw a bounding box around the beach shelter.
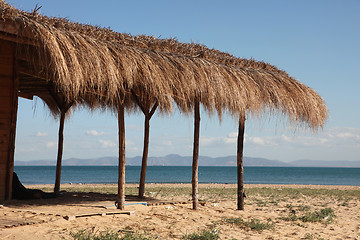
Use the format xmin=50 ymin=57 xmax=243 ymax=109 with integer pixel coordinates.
xmin=0 ymin=1 xmax=327 ymax=211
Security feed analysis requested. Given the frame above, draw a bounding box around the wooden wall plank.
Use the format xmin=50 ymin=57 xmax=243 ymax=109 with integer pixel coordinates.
xmin=0 ymin=164 xmax=6 ymax=174
xmin=0 ymin=39 xmax=16 ymax=201
xmin=0 ymin=164 xmax=5 ymax=199
xmin=0 ymin=121 xmax=10 ymax=128
xmin=0 ymin=76 xmax=12 ymax=87
xmin=0 ymin=95 xmax=11 ymax=105
xmin=0 ymin=129 xmax=10 ymax=135
xmin=0 ymin=158 xmax=6 ymax=168
xmin=0 ymin=118 xmax=11 ymax=124
xmin=0 ymin=125 xmax=10 ymax=131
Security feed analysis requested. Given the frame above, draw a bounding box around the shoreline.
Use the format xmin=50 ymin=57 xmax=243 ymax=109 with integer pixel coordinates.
xmin=27 ymin=182 xmax=360 ymax=190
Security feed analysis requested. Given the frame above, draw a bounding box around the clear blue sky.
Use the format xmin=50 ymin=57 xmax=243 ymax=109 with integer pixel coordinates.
xmin=8 ymin=0 xmax=360 ymax=162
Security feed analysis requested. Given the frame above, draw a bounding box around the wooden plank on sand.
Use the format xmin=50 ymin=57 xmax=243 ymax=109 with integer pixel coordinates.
xmin=105 ymin=202 xmax=147 ymax=209
xmin=63 ymin=211 xmax=135 ymax=221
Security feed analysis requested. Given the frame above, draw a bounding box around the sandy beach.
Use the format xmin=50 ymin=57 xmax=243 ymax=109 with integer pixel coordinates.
xmin=1 ymin=183 xmax=359 ymax=239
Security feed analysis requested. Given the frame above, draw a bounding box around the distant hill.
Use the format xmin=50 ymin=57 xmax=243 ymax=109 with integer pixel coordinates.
xmin=289 ymin=159 xmax=360 ymax=168
xmin=15 ymin=155 xmax=289 ymax=167
xmin=15 ymin=154 xmax=360 ymax=168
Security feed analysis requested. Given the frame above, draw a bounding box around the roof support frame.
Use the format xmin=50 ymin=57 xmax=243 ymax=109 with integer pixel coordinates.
xmin=237 ymin=113 xmax=246 ymax=210
xmin=131 ymin=90 xmax=159 ymax=198
xmin=117 ymin=103 xmax=126 ymax=210
xmin=192 ymin=98 xmax=200 ymax=210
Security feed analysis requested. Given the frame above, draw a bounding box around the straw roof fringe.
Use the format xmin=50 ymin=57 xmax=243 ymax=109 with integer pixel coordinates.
xmin=0 ymin=0 xmax=327 ymax=129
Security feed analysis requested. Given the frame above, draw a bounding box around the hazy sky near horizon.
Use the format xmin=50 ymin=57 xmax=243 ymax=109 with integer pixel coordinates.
xmin=7 ymin=0 xmax=360 ymax=162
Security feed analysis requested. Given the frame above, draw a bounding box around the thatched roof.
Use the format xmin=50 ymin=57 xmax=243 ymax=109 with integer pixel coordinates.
xmin=0 ymin=0 xmax=327 ymax=129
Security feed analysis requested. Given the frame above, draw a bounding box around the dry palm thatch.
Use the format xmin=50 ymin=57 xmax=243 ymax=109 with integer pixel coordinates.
xmin=0 ymin=0 xmax=327 ymax=129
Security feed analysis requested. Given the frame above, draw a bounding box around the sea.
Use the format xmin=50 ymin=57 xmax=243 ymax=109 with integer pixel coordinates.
xmin=13 ymin=166 xmax=360 ymax=186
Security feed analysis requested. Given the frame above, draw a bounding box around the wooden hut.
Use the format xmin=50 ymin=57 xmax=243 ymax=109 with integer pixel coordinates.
xmin=0 ymin=0 xmax=327 ymax=208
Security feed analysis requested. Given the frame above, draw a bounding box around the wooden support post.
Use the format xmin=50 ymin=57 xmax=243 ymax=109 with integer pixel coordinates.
xmin=192 ymin=99 xmax=200 ymax=210
xmin=237 ymin=113 xmax=246 ymax=210
xmin=54 ymin=109 xmax=65 ymax=194
xmin=54 ymin=103 xmax=71 ymax=194
xmin=137 ymin=98 xmax=158 ymax=198
xmin=138 ymin=114 xmax=150 ymax=198
xmin=117 ymin=104 xmax=126 ymax=209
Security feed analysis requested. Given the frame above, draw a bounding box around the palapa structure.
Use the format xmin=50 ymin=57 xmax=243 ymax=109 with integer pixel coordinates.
xmin=0 ymin=1 xmax=327 ymax=210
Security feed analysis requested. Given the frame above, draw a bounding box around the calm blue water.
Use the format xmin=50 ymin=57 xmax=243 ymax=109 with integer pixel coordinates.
xmin=13 ymin=166 xmax=360 ymax=186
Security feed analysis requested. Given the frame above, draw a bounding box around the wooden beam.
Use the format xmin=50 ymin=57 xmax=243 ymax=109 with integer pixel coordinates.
xmin=149 ymin=101 xmax=158 ymax=118
xmin=19 ymin=77 xmax=49 ymax=87
xmin=64 ymin=211 xmax=135 ymax=221
xmin=192 ymin=99 xmax=200 ymax=210
xmin=138 ymin=113 xmax=150 ymax=198
xmin=0 ymin=32 xmax=35 ymax=46
xmin=53 ymin=103 xmax=72 ymax=194
xmin=138 ymin=101 xmax=157 ymax=198
xmin=18 ymin=59 xmax=51 ymax=82
xmin=54 ymin=108 xmax=65 ymax=194
xmin=0 ymin=18 xmax=36 ymax=44
xmin=131 ymin=90 xmax=146 ymax=115
xmin=47 ymin=76 xmax=73 ymax=195
xmin=130 ymin=90 xmax=148 ymax=198
xmin=117 ymin=104 xmax=126 ymax=209
xmin=48 ymin=90 xmax=62 ymax=109
xmin=132 ymin=90 xmax=158 ymax=199
xmin=237 ymin=113 xmax=246 ymax=210
xmin=18 ymin=92 xmax=33 ymax=100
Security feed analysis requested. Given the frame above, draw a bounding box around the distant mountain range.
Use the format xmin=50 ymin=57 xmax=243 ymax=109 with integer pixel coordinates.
xmin=15 ymin=154 xmax=360 ymax=168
